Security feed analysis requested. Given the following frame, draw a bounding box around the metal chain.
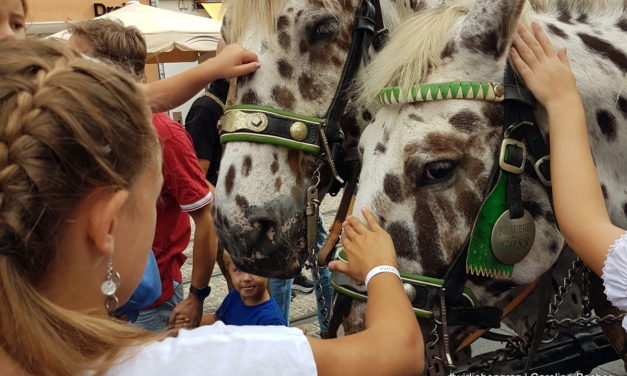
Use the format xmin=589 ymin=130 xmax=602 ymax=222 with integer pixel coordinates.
xmin=310 ymin=161 xmax=322 ymax=191
xmin=546 ymin=313 xmax=626 ymax=328
xmin=425 ymin=320 xmax=447 ymax=376
xmin=459 ymin=347 xmax=520 ymax=373
xmin=581 ymin=267 xmax=592 ymax=318
xmin=309 ymin=233 xmax=330 ymax=331
xmin=545 ymin=256 xmax=623 ymax=329
xmin=548 ymin=257 xmax=583 ymax=318
xmin=307 ymin=161 xmax=330 ymax=331
xmin=454 ymin=255 xmax=623 ymax=373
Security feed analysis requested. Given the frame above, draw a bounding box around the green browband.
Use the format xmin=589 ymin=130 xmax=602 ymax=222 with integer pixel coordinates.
xmin=331 ymin=251 xmax=478 ymax=318
xmin=378 ymin=81 xmax=505 ymax=105
xmin=219 ymin=105 xmax=325 ymax=154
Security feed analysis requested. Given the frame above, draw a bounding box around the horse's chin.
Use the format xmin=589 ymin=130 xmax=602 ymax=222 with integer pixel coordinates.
xmin=219 ymin=226 xmax=309 ymax=279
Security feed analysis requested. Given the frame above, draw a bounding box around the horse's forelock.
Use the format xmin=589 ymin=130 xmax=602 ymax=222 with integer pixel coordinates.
xmin=354 ymin=2 xmax=473 ymax=109
xmin=224 ymin=0 xmax=287 ymax=43
xmin=224 ymin=0 xmax=355 ymax=44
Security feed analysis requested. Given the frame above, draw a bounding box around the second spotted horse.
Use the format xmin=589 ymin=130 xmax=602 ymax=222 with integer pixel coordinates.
xmin=330 ymin=0 xmax=627 ymax=374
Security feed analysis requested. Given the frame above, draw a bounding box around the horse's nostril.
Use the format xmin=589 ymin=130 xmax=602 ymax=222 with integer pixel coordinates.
xmin=244 ymin=216 xmax=278 ymax=246
xmin=252 ymin=218 xmax=276 ymax=235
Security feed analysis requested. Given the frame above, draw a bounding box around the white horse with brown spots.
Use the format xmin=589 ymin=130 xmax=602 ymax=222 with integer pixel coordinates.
xmin=337 ymin=0 xmax=626 ymax=369
xmin=214 ymin=0 xmax=442 ymax=278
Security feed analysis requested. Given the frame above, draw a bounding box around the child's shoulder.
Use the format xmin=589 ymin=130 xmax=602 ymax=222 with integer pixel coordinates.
xmin=256 ymin=297 xmax=287 ymax=326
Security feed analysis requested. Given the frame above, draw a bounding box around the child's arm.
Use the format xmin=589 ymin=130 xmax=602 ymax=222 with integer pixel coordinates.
xmin=145 ymin=44 xmax=258 ymax=113
xmin=307 ymin=208 xmax=423 ymax=375
xmin=510 ymin=22 xmax=625 ymax=276
xmin=200 ymin=313 xmax=218 ymax=326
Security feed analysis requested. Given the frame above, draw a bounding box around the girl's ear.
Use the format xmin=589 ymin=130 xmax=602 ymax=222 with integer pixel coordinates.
xmin=86 ymin=189 xmax=130 ymax=256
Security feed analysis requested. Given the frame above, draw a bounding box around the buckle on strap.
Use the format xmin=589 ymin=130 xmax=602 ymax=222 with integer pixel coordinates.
xmin=499 ymin=138 xmax=527 ymax=174
xmin=355 ymin=0 xmax=376 ymax=33
xmin=534 ymin=155 xmax=551 ymax=187
xmin=373 ymin=28 xmax=389 ymax=51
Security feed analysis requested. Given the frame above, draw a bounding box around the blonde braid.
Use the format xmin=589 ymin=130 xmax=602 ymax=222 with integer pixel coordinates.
xmin=0 ymin=39 xmax=163 ymax=375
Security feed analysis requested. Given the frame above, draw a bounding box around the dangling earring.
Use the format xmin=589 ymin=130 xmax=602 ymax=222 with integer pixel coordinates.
xmin=101 ymin=258 xmax=121 ymax=313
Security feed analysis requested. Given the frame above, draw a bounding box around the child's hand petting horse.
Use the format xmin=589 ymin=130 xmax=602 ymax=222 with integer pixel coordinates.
xmin=509 ymin=22 xmax=579 ymax=112
xmin=329 ymin=208 xmax=398 ymax=284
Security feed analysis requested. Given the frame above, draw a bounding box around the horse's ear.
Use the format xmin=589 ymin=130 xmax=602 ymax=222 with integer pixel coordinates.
xmin=456 ymin=0 xmax=526 ymax=59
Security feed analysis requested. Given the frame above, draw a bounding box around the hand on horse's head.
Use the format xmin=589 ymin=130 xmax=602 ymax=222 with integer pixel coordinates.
xmin=329 ymin=208 xmax=398 ymax=284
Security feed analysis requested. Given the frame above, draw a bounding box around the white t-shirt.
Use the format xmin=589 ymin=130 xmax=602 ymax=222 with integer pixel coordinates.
xmin=104 ymin=322 xmax=317 ymax=375
xmin=602 ymin=232 xmax=627 ymax=331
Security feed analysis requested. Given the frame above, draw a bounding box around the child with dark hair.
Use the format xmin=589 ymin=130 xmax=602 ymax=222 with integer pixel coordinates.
xmin=175 ymin=251 xmax=286 ymax=328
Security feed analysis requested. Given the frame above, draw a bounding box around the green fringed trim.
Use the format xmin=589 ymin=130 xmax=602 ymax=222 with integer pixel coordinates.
xmin=466 ymin=171 xmax=515 ymax=278
xmin=378 ymin=81 xmax=504 ymax=105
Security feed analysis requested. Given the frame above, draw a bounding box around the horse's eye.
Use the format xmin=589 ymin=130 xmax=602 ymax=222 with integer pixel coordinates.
xmin=309 ymin=17 xmax=339 ymax=44
xmin=423 ymin=160 xmax=455 ymax=184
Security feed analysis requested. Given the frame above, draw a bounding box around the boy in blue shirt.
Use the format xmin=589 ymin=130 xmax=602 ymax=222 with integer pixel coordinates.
xmin=175 ymin=251 xmax=286 ymax=327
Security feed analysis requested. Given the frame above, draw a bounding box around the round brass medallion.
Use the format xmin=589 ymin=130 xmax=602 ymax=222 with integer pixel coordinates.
xmin=490 ymin=209 xmax=535 ymax=265
xmin=290 ymin=121 xmax=308 ymax=141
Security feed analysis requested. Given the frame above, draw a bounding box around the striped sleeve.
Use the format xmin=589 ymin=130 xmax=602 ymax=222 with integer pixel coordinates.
xmin=180 ymin=191 xmax=214 ymax=213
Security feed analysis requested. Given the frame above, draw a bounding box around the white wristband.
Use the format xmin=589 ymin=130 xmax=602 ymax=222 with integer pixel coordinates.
xmin=364 ymin=265 xmax=401 ymax=289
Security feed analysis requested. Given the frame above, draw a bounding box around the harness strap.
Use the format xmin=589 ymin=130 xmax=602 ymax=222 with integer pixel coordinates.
xmin=506 ymin=144 xmax=525 ymax=219
xmin=317 ymin=178 xmax=357 ymax=267
xmin=524 ymin=270 xmax=553 ymax=373
xmin=204 ymin=91 xmax=226 ymax=112
xmin=371 ymin=0 xmax=388 ymax=52
xmin=504 ymin=83 xmax=535 ymax=107
xmin=324 ymin=0 xmax=377 ymax=148
xmin=331 ymin=251 xmax=479 ymax=318
xmin=219 ymin=105 xmax=323 ymax=154
xmin=455 ymin=278 xmax=540 ymax=352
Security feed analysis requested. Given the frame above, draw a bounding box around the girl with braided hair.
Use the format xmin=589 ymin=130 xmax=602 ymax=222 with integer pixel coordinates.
xmin=0 ymin=39 xmax=422 ymax=376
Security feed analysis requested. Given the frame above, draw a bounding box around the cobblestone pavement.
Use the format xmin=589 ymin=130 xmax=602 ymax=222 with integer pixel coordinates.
xmin=180 ymin=191 xmax=343 ymax=338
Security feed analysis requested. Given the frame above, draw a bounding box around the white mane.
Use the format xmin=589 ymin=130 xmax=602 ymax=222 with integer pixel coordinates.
xmin=354 ymin=1 xmax=473 ymax=108
xmin=223 ymin=0 xmax=352 ymax=43
xmin=354 ymin=0 xmax=625 ymax=108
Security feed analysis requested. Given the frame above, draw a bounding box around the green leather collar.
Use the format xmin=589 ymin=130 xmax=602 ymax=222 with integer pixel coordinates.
xmin=220 ymin=105 xmax=324 ymax=154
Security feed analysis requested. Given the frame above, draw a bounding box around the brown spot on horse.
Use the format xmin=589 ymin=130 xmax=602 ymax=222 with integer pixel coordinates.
xmin=578 ymin=33 xmax=627 ymax=71
xmin=383 ymin=173 xmax=403 ymax=202
xmin=225 ymin=165 xmax=236 ymax=196
xmin=596 ymin=109 xmax=617 ymax=141
xmin=242 ymin=155 xmax=252 ymax=177
xmin=272 ymin=86 xmax=296 ymax=111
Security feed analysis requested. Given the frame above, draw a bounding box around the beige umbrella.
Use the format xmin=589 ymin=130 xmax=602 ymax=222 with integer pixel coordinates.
xmin=49 ymin=0 xmax=221 ymax=63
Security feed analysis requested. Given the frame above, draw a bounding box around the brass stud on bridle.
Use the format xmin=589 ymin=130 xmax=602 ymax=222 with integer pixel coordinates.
xmin=290 ymin=121 xmax=308 ymax=141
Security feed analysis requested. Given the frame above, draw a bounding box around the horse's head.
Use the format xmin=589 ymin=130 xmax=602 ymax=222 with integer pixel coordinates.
xmin=215 ymin=0 xmax=447 ymax=278
xmin=215 ymin=0 xmax=364 ymax=278
xmin=338 ymin=0 xmax=565 ymax=335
